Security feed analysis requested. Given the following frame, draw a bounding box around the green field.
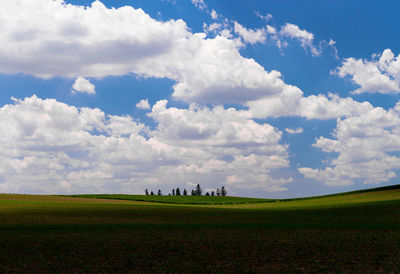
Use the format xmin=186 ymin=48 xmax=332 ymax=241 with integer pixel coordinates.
xmin=69 ymin=194 xmax=274 ymax=204
xmin=1 ymin=185 xmax=400 ymax=272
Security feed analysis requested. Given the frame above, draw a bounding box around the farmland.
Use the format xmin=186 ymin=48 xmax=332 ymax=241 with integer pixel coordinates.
xmin=1 ymin=185 xmax=400 ymax=272
xmin=69 ymin=194 xmax=274 ymax=204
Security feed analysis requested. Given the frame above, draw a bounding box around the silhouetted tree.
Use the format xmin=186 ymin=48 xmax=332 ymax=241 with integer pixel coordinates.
xmin=157 ymin=189 xmax=162 ymax=196
xmin=145 ymin=189 xmax=149 ymax=196
xmin=183 ymin=189 xmax=188 ymax=196
xmin=176 ymin=188 xmax=181 ymax=196
xmin=205 ymin=192 xmax=210 ymax=196
xmin=172 ymin=189 xmax=175 ymax=196
xmin=216 ymin=188 xmax=220 ymax=196
xmin=191 ymin=190 xmax=195 ymax=196
xmin=195 ymin=184 xmax=202 ymax=196
xmin=150 ymin=191 xmax=154 ymax=195
xmin=211 ymin=191 xmax=215 ymax=196
xmin=221 ymin=186 xmax=227 ymax=196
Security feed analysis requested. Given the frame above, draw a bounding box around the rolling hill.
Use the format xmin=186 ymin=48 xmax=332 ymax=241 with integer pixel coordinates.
xmin=0 ymin=184 xmax=399 ymax=272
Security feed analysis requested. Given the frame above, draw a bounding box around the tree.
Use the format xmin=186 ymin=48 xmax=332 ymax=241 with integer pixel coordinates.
xmin=183 ymin=189 xmax=187 ymax=196
xmin=211 ymin=191 xmax=215 ymax=196
xmin=172 ymin=189 xmax=175 ymax=196
xmin=191 ymin=190 xmax=195 ymax=196
xmin=205 ymin=192 xmax=210 ymax=196
xmin=176 ymin=188 xmax=181 ymax=196
xmin=221 ymin=186 xmax=227 ymax=196
xmin=195 ymin=184 xmax=202 ymax=196
xmin=157 ymin=189 xmax=162 ymax=196
xmin=150 ymin=191 xmax=154 ymax=196
xmin=216 ymin=188 xmax=220 ymax=196
xmin=145 ymin=189 xmax=149 ymax=196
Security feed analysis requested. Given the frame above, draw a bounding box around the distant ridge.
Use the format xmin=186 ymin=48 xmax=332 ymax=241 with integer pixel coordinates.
xmin=277 ymin=183 xmax=400 ymax=202
xmin=67 ymin=183 xmax=400 ymax=205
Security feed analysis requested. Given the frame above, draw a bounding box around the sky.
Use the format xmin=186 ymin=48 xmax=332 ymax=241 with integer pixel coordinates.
xmin=1 ymin=0 xmax=400 ymax=198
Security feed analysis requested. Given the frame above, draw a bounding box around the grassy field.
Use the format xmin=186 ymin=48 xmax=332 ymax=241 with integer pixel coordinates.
xmin=1 ymin=185 xmax=400 ymax=272
xmin=69 ymin=194 xmax=274 ymax=204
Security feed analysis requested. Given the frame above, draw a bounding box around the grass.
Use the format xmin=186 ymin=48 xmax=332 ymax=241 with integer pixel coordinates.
xmin=68 ymin=194 xmax=274 ymax=204
xmin=1 ymin=185 xmax=400 ymax=272
xmin=69 ymin=183 xmax=400 ymax=206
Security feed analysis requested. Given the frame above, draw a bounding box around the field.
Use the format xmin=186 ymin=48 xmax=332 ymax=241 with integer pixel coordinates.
xmin=69 ymin=194 xmax=274 ymax=204
xmin=1 ymin=185 xmax=400 ymax=272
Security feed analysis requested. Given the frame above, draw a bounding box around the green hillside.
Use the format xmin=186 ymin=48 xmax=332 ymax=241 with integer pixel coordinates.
xmin=69 ymin=183 xmax=400 ymax=206
xmin=69 ymin=194 xmax=274 ymax=204
xmin=1 ymin=184 xmax=400 ymax=272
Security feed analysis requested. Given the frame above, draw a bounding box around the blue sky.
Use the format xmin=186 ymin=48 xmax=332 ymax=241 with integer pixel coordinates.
xmin=0 ymin=0 xmax=400 ymax=197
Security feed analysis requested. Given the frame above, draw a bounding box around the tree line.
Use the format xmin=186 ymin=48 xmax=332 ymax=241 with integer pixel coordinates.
xmin=145 ymin=184 xmax=227 ymax=196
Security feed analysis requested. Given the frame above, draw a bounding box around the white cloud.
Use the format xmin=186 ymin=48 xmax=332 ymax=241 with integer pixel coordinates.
xmin=0 ymin=0 xmax=190 ymax=78
xmin=136 ymin=99 xmax=151 ymax=110
xmin=285 ymin=127 xmax=303 ymax=134
xmin=280 ymin=23 xmax=320 ymax=56
xmin=148 ymin=34 xmax=291 ymax=104
xmin=0 ymin=0 xmax=338 ymax=110
xmin=211 ymin=9 xmax=218 ymax=20
xmin=328 ymin=39 xmax=339 ymax=59
xmin=0 ymin=0 xmax=337 ymax=110
xmin=0 ymin=95 xmax=292 ymax=194
xmin=71 ymin=77 xmax=95 ymax=94
xmin=255 ymin=11 xmax=273 ymax=22
xmin=203 ymin=22 xmax=221 ymax=34
xmin=335 ymin=49 xmax=400 ymax=94
xmin=246 ymin=87 xmax=373 ymax=120
xmin=0 ymin=0 xmax=296 ymax=105
xmin=299 ymin=103 xmax=400 ymax=186
xmin=233 ymin=22 xmax=267 ymax=45
xmin=148 ymin=101 xmax=286 ymax=155
xmin=191 ymin=0 xmax=207 ymax=10
xmin=266 ymin=25 xmax=277 ymax=34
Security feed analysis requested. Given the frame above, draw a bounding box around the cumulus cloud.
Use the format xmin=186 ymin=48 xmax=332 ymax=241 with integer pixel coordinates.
xmin=230 ymin=20 xmax=332 ymax=57
xmin=266 ymin=25 xmax=277 ymax=35
xmin=299 ymin=103 xmax=400 ymax=186
xmin=203 ymin=22 xmax=222 ymax=34
xmin=233 ymin=21 xmax=267 ymax=45
xmin=136 ymin=99 xmax=151 ymax=110
xmin=0 ymin=95 xmax=292 ymax=194
xmin=139 ymin=33 xmax=290 ymax=104
xmin=335 ymin=49 xmax=400 ymax=94
xmin=280 ymin=23 xmax=320 ymax=56
xmin=285 ymin=127 xmax=303 ymax=134
xmin=71 ymin=77 xmax=96 ymax=94
xmin=211 ymin=9 xmax=218 ymax=20
xmin=0 ymin=0 xmax=189 ymax=78
xmin=246 ymin=87 xmax=373 ymax=120
xmin=0 ymin=0 xmax=296 ymax=105
xmin=148 ymin=101 xmax=292 ymax=191
xmin=0 ymin=0 xmax=339 ymax=111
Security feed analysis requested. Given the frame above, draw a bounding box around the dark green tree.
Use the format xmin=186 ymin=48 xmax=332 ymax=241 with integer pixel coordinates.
xmin=195 ymin=184 xmax=202 ymax=196
xmin=172 ymin=189 xmax=175 ymax=196
xmin=221 ymin=186 xmax=227 ymax=196
xmin=205 ymin=192 xmax=210 ymax=196
xmin=145 ymin=189 xmax=149 ymax=196
xmin=157 ymin=189 xmax=162 ymax=196
xmin=216 ymin=188 xmax=220 ymax=196
xmin=176 ymin=188 xmax=181 ymax=196
xmin=150 ymin=191 xmax=154 ymax=195
xmin=191 ymin=189 xmax=195 ymax=196
xmin=211 ymin=191 xmax=215 ymax=196
xmin=183 ymin=189 xmax=188 ymax=196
